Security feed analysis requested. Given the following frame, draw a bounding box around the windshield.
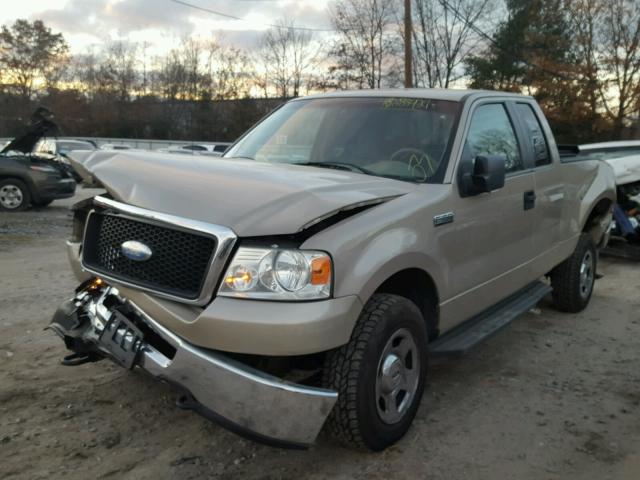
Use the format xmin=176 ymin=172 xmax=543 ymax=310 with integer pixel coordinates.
xmin=225 ymin=97 xmax=460 ymax=183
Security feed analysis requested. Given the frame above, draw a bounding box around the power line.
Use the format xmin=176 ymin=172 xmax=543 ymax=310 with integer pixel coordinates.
xmin=170 ymin=0 xmax=242 ymax=20
xmin=168 ymin=0 xmax=337 ymax=32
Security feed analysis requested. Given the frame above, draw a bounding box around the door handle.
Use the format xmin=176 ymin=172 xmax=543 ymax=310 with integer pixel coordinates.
xmin=524 ymin=190 xmax=536 ymax=210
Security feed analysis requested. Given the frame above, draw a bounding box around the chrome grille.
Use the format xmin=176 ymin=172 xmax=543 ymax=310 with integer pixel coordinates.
xmin=82 ymin=212 xmax=217 ymax=300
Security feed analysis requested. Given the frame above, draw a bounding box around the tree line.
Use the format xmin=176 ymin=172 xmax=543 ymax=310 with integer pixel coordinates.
xmin=0 ymin=0 xmax=639 ymax=143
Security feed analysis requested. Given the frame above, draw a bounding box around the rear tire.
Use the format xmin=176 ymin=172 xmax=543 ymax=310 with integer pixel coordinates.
xmin=550 ymin=233 xmax=597 ymax=313
xmin=0 ymin=178 xmax=30 ymax=211
xmin=322 ymin=294 xmax=428 ymax=451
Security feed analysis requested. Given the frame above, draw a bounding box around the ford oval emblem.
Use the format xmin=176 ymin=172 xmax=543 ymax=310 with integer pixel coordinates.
xmin=121 ymin=240 xmax=152 ymax=262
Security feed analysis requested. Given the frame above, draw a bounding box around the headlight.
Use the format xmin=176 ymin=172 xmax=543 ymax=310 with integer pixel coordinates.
xmin=218 ymin=247 xmax=332 ymax=300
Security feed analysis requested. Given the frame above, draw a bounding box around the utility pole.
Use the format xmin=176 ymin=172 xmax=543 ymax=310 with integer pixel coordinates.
xmin=404 ymin=0 xmax=413 ymax=88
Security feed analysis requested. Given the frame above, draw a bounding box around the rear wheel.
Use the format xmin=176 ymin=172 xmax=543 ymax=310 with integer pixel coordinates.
xmin=550 ymin=233 xmax=597 ymax=313
xmin=322 ymin=294 xmax=428 ymax=450
xmin=0 ymin=179 xmax=30 ymax=211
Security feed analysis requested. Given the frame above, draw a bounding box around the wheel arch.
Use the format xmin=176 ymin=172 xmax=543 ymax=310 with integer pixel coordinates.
xmin=0 ymin=173 xmax=36 ymax=192
xmin=581 ymin=197 xmax=614 ymax=247
xmin=371 ymin=267 xmax=440 ymax=341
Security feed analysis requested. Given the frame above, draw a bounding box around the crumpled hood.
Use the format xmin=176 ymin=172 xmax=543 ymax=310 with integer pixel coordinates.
xmin=68 ymin=150 xmax=415 ymax=236
xmin=1 ymin=115 xmax=59 ymax=154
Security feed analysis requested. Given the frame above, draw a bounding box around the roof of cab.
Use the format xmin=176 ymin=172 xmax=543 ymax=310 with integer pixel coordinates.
xmin=297 ymin=88 xmax=532 ymax=103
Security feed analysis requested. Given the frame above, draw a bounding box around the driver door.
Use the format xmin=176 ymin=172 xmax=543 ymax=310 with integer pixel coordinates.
xmin=440 ymin=101 xmax=536 ymax=329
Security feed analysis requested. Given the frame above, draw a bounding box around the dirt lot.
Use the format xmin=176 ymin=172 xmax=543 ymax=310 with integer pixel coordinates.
xmin=1 ymin=191 xmax=639 ymax=480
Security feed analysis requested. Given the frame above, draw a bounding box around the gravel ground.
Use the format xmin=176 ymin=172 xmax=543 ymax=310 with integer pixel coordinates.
xmin=1 ymin=191 xmax=639 ymax=480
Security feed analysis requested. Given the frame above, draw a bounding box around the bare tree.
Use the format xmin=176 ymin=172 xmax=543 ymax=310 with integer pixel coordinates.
xmin=412 ymin=0 xmax=493 ymax=88
xmin=139 ymin=41 xmax=151 ymax=96
xmin=94 ymin=40 xmax=140 ymax=102
xmin=157 ymin=49 xmax=187 ymax=101
xmin=567 ymin=0 xmax=606 ymax=130
xmin=0 ymin=19 xmax=69 ymax=98
xmin=180 ymin=38 xmax=205 ymax=100
xmin=328 ymin=0 xmax=400 ymax=89
xmin=568 ymin=0 xmax=640 ymax=136
xmin=202 ymin=38 xmax=252 ymax=100
xmin=155 ymin=38 xmax=211 ymax=101
xmin=213 ymin=46 xmax=252 ymax=100
xmin=251 ymin=53 xmax=270 ymax=98
xmin=69 ymin=49 xmax=99 ymax=99
xmin=600 ymin=0 xmax=640 ymax=135
xmin=260 ymin=18 xmax=314 ymax=98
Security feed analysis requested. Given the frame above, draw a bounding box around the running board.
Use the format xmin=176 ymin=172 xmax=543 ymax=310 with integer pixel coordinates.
xmin=430 ymin=281 xmax=552 ymax=358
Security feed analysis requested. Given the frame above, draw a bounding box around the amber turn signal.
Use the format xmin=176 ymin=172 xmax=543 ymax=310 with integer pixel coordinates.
xmin=310 ymin=256 xmax=331 ymax=285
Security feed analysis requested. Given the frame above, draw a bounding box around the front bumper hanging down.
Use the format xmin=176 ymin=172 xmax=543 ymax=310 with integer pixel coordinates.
xmin=48 ymin=281 xmax=338 ymax=449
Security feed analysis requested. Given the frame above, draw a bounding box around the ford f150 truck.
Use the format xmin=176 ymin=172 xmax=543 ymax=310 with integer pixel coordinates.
xmin=50 ymin=89 xmax=616 ymax=451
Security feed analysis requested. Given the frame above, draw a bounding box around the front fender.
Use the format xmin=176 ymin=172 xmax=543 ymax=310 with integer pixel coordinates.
xmin=302 ymin=188 xmax=447 ymax=308
xmin=342 ymin=232 xmax=443 ymax=307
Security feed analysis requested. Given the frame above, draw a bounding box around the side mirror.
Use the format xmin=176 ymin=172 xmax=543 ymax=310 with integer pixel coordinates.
xmin=459 ymin=155 xmax=506 ymax=196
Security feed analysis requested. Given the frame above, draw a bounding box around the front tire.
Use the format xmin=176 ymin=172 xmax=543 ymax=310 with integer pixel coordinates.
xmin=322 ymin=294 xmax=428 ymax=451
xmin=0 ymin=179 xmax=30 ymax=211
xmin=550 ymin=233 xmax=597 ymax=313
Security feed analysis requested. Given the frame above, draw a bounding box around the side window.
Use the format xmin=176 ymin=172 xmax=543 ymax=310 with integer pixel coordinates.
xmin=465 ymin=104 xmax=523 ymax=173
xmin=516 ymin=103 xmax=550 ymax=166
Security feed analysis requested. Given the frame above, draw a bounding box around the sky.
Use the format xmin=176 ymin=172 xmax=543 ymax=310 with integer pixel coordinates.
xmin=1 ymin=0 xmax=334 ymax=55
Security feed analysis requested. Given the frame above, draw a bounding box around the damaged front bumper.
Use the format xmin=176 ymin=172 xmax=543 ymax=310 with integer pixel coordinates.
xmin=49 ymin=281 xmax=338 ymax=448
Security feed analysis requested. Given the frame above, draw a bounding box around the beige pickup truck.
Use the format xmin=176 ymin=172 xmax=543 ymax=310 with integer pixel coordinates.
xmin=51 ymin=89 xmax=616 ymax=451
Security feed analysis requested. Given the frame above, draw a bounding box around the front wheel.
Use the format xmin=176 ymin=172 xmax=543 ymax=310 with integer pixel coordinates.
xmin=550 ymin=233 xmax=597 ymax=313
xmin=322 ymin=294 xmax=428 ymax=450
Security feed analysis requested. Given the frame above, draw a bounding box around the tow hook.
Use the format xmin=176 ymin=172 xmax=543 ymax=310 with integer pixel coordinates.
xmin=61 ymin=351 xmax=101 ymax=366
xmin=47 ymin=277 xmax=110 ymax=367
xmin=49 ymin=279 xmax=145 ymax=369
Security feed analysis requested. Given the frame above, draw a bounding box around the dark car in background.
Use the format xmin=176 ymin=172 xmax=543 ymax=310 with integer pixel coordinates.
xmin=0 ymin=110 xmax=76 ymax=211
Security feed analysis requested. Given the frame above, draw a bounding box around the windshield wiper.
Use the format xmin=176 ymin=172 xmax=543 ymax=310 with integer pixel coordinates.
xmin=297 ymin=161 xmax=374 ymax=175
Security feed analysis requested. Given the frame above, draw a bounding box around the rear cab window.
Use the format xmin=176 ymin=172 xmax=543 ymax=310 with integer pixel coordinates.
xmin=515 ymin=103 xmax=551 ymax=167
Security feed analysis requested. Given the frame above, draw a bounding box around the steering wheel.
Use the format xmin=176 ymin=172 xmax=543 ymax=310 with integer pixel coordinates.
xmin=389 ymin=148 xmax=436 ymax=181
